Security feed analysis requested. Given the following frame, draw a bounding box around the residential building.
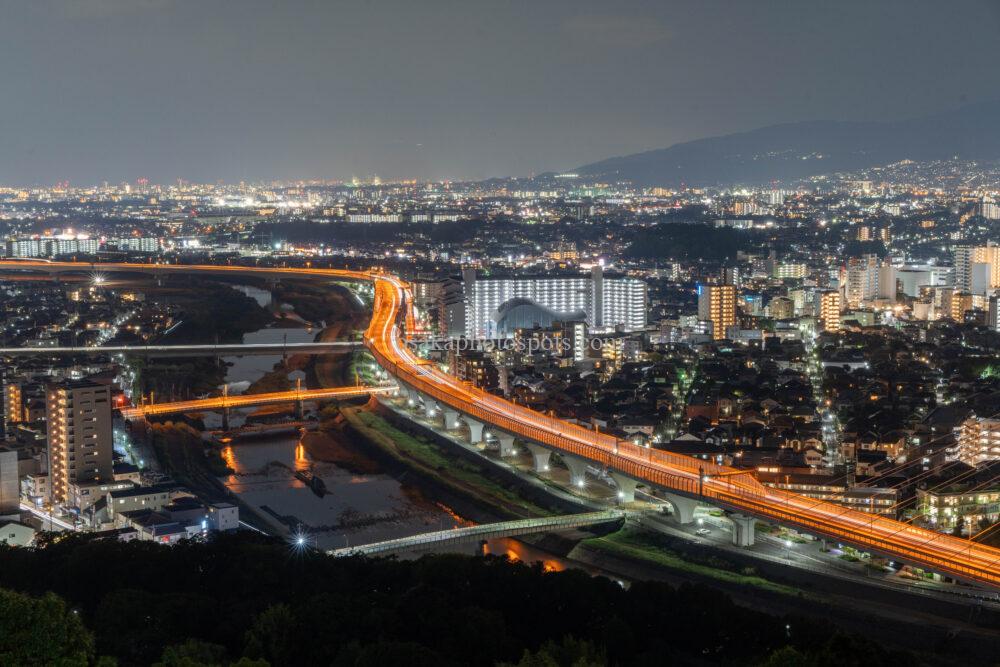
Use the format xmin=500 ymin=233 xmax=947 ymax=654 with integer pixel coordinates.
xmin=0 ymin=449 xmax=18 ymax=517
xmin=697 ymin=284 xmax=736 ymax=340
xmin=755 ymin=469 xmax=898 ymax=516
xmin=463 ymin=266 xmax=646 ymax=338
xmin=45 ymin=380 xmax=114 ymax=505
xmin=816 ymin=290 xmax=842 ymax=333
xmin=3 ymin=381 xmax=24 ymax=431
xmin=767 ymin=296 xmax=794 ymax=320
xmin=0 ymin=522 xmax=35 ymax=547
xmin=917 ymin=464 xmax=1000 ymax=535
xmin=954 ymin=243 xmax=1000 ymax=293
xmin=954 ymin=416 xmax=1000 ymax=465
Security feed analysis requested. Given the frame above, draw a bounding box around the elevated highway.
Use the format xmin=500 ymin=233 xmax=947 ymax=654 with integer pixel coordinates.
xmin=4 ymin=259 xmax=1000 ymax=589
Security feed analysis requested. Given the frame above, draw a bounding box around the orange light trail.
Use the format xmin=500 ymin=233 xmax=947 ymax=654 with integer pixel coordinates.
xmin=4 ymin=259 xmax=1000 ymax=589
xmin=119 ymin=386 xmax=389 ymax=418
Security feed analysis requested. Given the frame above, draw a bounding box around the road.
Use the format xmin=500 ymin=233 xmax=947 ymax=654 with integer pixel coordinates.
xmin=120 ymin=385 xmax=393 ymax=418
xmin=20 ymin=502 xmax=77 ymax=531
xmin=0 ymin=342 xmax=362 ymax=357
xmin=4 ymin=259 xmax=1000 ymax=590
xmin=641 ymin=509 xmax=1000 ymax=609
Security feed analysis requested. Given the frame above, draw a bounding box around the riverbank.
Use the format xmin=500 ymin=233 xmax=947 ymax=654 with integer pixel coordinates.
xmin=337 ymin=402 xmax=555 ymax=524
xmin=576 ymin=526 xmax=800 ymax=596
xmin=299 ymin=422 xmax=381 ymax=475
xmin=570 ymin=528 xmax=1000 ymax=662
xmin=137 ymin=420 xmax=280 ymax=536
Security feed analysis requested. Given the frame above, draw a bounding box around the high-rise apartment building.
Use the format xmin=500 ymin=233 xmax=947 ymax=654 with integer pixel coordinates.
xmin=841 ymin=255 xmax=878 ymax=307
xmin=463 ymin=266 xmax=646 ymax=339
xmin=954 ymin=244 xmax=1000 ymax=293
xmin=721 ymin=266 xmax=741 ymax=288
xmin=941 ymin=288 xmax=974 ymax=321
xmin=817 ymin=290 xmax=842 ymax=332
xmin=2 ymin=381 xmax=24 ymax=432
xmin=981 ymin=199 xmax=1000 ymax=221
xmin=697 ymin=284 xmax=736 ymax=340
xmin=840 ymin=255 xmax=896 ymax=307
xmin=45 ymin=380 xmax=114 ymax=505
xmin=1 ymin=237 xmax=100 ymax=258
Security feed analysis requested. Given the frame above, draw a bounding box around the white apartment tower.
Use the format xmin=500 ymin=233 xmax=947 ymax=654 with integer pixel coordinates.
xmin=954 ymin=243 xmax=1000 ymax=294
xmin=463 ymin=266 xmax=646 ymax=339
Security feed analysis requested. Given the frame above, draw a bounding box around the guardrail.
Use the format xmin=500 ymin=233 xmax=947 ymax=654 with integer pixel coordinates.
xmin=329 ymin=510 xmax=626 ymax=557
xmin=6 ymin=260 xmax=1000 ymax=590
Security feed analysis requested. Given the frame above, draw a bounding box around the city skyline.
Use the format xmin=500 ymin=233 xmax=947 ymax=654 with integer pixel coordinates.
xmin=4 ymin=3 xmax=1000 ymax=663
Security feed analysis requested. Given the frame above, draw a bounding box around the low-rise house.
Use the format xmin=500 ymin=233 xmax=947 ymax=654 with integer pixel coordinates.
xmin=0 ymin=521 xmax=36 ymax=546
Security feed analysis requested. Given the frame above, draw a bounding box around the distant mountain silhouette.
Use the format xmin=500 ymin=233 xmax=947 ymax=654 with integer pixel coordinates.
xmin=574 ymin=101 xmax=1000 ymax=187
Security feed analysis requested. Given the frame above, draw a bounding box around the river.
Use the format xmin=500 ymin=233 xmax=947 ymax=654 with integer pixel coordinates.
xmin=215 ymin=284 xmax=597 ymax=572
xmin=219 ymin=283 xmax=459 ymax=548
xmin=218 ymin=432 xmax=465 ymax=550
xmin=223 ymin=284 xmax=317 ymax=386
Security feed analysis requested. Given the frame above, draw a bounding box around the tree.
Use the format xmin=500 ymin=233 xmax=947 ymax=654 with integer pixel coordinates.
xmin=501 ymin=636 xmax=606 ymax=667
xmin=243 ymin=604 xmax=296 ymax=666
xmin=758 ymin=646 xmax=810 ymax=667
xmin=0 ymin=588 xmax=94 ymax=666
xmin=155 ymin=639 xmax=228 ymax=667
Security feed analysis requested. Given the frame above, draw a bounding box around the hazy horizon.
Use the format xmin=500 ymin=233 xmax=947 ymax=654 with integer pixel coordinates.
xmin=3 ymin=0 xmax=999 ymax=186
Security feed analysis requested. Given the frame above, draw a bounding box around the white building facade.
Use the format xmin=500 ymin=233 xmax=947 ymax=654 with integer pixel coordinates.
xmin=463 ymin=267 xmax=646 ymax=339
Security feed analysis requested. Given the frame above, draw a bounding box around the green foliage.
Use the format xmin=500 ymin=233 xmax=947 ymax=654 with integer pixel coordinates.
xmin=155 ymin=639 xmax=229 ymax=667
xmin=842 ymin=239 xmax=888 ymax=258
xmin=346 ymin=408 xmax=552 ymax=517
xmin=166 ymin=282 xmax=274 ymax=344
xmin=502 ymin=636 xmax=606 ymax=667
xmin=625 ymin=223 xmax=755 ymax=261
xmin=584 ymin=528 xmax=800 ymax=595
xmin=270 ymin=282 xmax=362 ymax=324
xmin=0 ymin=588 xmax=95 ymax=666
xmin=245 ymin=366 xmax=291 ymax=395
xmin=318 ymin=403 xmax=340 ymax=422
xmin=243 ymin=604 xmax=296 ymax=666
xmin=0 ymin=534 xmax=923 ymax=666
xmin=130 ymin=355 xmax=229 ymax=398
xmin=757 ymin=645 xmax=809 ymax=667
xmin=148 ymin=421 xmax=233 ymax=485
xmin=980 ymin=364 xmax=1000 ymax=380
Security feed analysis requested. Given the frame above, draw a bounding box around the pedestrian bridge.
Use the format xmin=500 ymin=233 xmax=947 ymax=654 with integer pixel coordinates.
xmin=328 ymin=510 xmax=627 ymax=558
xmin=6 ymin=260 xmax=1000 ymax=590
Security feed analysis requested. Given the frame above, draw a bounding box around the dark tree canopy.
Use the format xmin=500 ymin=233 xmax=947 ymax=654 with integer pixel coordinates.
xmin=0 ymin=533 xmax=920 ymax=667
xmin=625 ymin=223 xmax=757 ymax=262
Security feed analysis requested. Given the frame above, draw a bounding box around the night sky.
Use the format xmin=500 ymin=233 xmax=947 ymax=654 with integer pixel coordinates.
xmin=3 ymin=0 xmax=999 ymax=185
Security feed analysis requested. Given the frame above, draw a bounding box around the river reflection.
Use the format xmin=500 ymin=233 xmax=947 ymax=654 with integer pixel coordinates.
xmin=483 ymin=538 xmax=567 ymax=572
xmin=220 ymin=433 xmax=462 ymax=550
xmin=223 ymin=327 xmax=317 ymax=386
